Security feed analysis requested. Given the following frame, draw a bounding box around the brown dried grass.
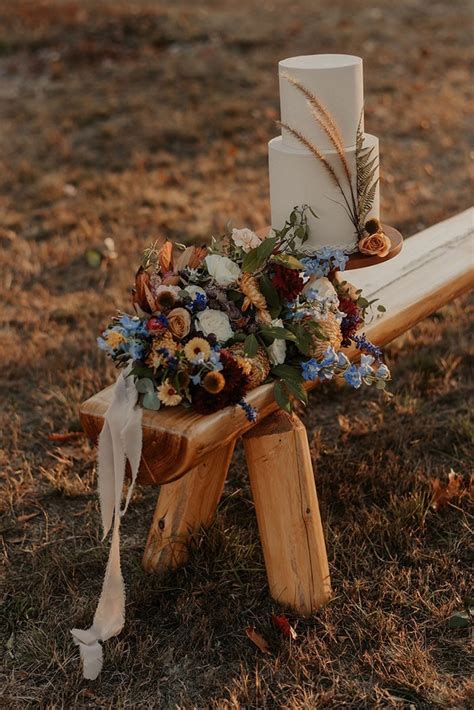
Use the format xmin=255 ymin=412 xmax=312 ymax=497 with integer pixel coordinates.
xmin=0 ymin=0 xmax=473 ymax=707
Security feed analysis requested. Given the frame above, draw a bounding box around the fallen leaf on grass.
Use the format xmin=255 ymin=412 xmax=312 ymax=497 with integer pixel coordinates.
xmin=48 ymin=431 xmax=85 ymax=443
xmin=16 ymin=512 xmax=40 ymax=524
xmin=272 ymin=614 xmax=297 ymax=640
xmin=245 ymin=627 xmax=271 ymax=654
xmin=431 ymin=469 xmax=467 ymax=510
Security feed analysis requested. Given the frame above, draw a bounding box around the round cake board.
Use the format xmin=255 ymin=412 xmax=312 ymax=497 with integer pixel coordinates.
xmin=256 ymin=224 xmax=403 ymax=271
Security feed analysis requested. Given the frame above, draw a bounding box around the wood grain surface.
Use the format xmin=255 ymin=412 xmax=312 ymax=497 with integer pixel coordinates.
xmin=243 ymin=411 xmax=331 ymax=614
xmin=142 ymin=439 xmax=236 ymax=572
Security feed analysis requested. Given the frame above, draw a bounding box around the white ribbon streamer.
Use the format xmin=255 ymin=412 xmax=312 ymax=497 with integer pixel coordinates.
xmin=72 ymin=366 xmax=143 ymax=679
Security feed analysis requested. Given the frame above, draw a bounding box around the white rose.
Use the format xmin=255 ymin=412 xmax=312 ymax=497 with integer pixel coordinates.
xmin=184 ymin=285 xmax=206 ymax=299
xmin=205 ymin=254 xmax=241 ymax=287
xmin=267 ymin=318 xmax=287 ymax=365
xmin=196 ymin=308 xmax=234 ymax=343
xmin=231 ymin=228 xmax=262 ymax=253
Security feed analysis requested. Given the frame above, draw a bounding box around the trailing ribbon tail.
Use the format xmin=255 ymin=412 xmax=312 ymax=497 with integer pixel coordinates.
xmin=71 ymin=366 xmax=143 ymax=680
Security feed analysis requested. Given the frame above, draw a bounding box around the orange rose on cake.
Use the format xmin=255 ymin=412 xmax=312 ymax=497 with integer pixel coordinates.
xmin=358 ymin=230 xmax=391 ymax=258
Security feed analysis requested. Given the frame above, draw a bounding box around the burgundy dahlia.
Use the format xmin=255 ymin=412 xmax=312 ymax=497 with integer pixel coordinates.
xmin=339 ymin=297 xmax=363 ymax=346
xmin=271 ymin=265 xmax=304 ymax=302
xmin=191 ymin=350 xmax=250 ymax=414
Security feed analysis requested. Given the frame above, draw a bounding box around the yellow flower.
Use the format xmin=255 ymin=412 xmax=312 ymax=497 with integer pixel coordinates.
xmin=184 ymin=337 xmax=211 ymax=363
xmin=146 ymin=333 xmax=179 ymax=369
xmin=202 ymin=371 xmax=226 ymax=394
xmin=157 ymin=380 xmax=182 ymax=406
xmin=105 ymin=331 xmax=126 ymax=349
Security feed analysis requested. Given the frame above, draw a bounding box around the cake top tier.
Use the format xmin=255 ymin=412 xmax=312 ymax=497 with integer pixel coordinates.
xmin=279 ymin=54 xmax=364 ymax=151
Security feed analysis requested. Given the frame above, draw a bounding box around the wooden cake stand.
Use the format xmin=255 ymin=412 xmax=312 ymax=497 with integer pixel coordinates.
xmin=256 ymin=223 xmax=403 ymax=270
xmin=345 ymin=225 xmax=403 ymax=270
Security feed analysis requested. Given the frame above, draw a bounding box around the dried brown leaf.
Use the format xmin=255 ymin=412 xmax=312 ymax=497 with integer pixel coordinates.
xmin=431 ymin=470 xmax=467 ymax=510
xmin=245 ymin=627 xmax=271 ymax=654
xmin=47 ymin=431 xmax=85 ymax=443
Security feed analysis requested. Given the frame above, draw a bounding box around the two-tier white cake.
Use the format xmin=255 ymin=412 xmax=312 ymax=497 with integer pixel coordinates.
xmin=268 ymin=54 xmax=380 ymax=253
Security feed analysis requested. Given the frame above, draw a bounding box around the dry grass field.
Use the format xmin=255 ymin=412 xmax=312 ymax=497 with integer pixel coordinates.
xmin=0 ymin=0 xmax=473 ymax=707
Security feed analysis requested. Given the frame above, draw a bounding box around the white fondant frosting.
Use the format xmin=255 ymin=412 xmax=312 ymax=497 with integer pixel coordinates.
xmin=269 ymin=54 xmax=381 ymax=252
xmin=279 ymin=54 xmax=364 ymax=151
xmin=269 ymin=134 xmax=379 ymax=252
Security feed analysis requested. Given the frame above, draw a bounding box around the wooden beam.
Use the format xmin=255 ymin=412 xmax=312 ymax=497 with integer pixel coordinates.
xmin=243 ymin=411 xmax=331 ymax=615
xmin=142 ymin=439 xmax=236 ymax=573
xmin=80 ymin=208 xmax=474 ymax=485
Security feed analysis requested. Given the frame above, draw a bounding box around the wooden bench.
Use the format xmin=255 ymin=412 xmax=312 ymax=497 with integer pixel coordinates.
xmin=80 ymin=208 xmax=474 ymax=616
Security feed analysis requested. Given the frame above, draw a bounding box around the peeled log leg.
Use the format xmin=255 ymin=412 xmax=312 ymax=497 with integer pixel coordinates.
xmin=243 ymin=411 xmax=331 ymax=615
xmin=142 ymin=440 xmax=236 ymax=573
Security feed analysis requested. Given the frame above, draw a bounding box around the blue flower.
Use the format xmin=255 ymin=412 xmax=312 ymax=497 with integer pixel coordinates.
xmin=359 ymin=353 xmax=375 ymax=377
xmin=344 ymin=364 xmax=362 ymax=388
xmin=320 ymin=346 xmax=338 ymax=368
xmin=118 ymin=314 xmax=148 ymax=338
xmin=304 ymin=287 xmax=318 ymax=301
xmin=301 ymin=248 xmax=349 ymax=278
xmin=209 ymin=350 xmax=223 ymax=371
xmin=239 ymin=398 xmax=258 ymax=422
xmin=301 ymin=358 xmax=321 ymax=381
xmin=157 ymin=348 xmax=178 ymax=370
xmin=318 ymin=365 xmax=335 ymax=381
xmin=352 ymin=333 xmax=382 ymax=361
xmin=191 ymin=373 xmax=202 ymax=385
xmin=193 ymin=292 xmax=207 ymax=311
xmin=337 ymin=352 xmax=350 ymax=369
xmin=331 ymin=250 xmax=348 ymax=272
xmin=97 ymin=335 xmax=114 ymax=355
xmin=124 ymin=339 xmax=145 ymax=360
xmin=376 ymin=363 xmax=390 ymax=380
xmin=301 ymin=256 xmax=327 ymax=278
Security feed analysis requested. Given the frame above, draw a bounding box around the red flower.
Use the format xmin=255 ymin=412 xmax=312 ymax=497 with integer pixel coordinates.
xmin=339 ymin=298 xmax=359 ymax=319
xmin=339 ymin=297 xmax=363 ymax=345
xmin=271 ymin=265 xmax=304 ymax=302
xmin=191 ymin=350 xmax=250 ymax=414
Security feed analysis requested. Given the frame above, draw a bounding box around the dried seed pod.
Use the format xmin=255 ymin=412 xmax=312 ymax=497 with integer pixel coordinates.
xmin=228 ymin=344 xmax=271 ymax=389
xmin=239 ymin=273 xmax=271 ymax=323
xmin=306 ymin=311 xmax=342 ymax=359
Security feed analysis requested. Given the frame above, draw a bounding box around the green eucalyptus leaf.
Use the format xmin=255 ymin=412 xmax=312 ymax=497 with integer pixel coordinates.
xmin=290 ymin=324 xmax=313 ymax=356
xmin=273 ymin=381 xmax=292 ymax=413
xmin=136 ymin=378 xmax=155 ymax=394
xmin=131 ymin=364 xmax=154 ymax=379
xmin=242 ymin=237 xmax=278 ymax=273
xmin=284 ymin=379 xmax=308 ymax=405
xmin=260 ymin=325 xmax=297 ymax=341
xmin=377 ymin=304 xmax=387 ymax=312
xmin=271 ymin=364 xmax=304 ymax=383
xmin=142 ymin=391 xmax=161 ymax=410
xmin=259 ymin=274 xmax=281 ymax=318
xmin=244 ymin=334 xmax=259 ymax=357
xmin=271 ymin=253 xmax=305 ymax=270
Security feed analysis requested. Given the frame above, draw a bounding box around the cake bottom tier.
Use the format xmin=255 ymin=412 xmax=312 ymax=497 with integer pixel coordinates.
xmin=268 ymin=133 xmax=380 ymax=252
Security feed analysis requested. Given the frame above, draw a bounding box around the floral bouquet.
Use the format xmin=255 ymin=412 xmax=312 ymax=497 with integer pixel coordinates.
xmin=98 ymin=207 xmax=390 ymax=421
